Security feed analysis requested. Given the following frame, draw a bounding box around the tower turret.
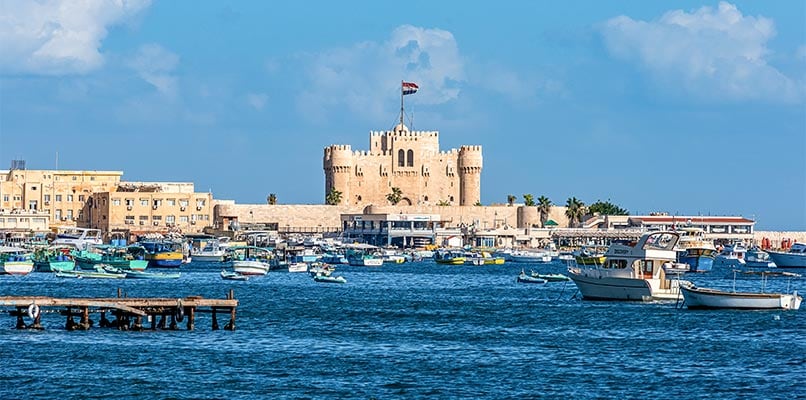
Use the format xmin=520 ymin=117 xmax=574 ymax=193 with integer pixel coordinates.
xmin=458 ymin=145 xmax=483 ymax=206
xmin=323 ymin=145 xmax=353 ymax=204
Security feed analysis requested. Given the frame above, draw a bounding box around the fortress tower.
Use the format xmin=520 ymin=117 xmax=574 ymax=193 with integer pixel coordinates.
xmin=323 ymin=124 xmax=482 ymax=206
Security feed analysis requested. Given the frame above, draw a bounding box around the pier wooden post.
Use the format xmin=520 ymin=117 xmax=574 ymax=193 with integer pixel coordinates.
xmin=15 ymin=307 xmax=26 ymax=329
xmin=211 ymin=308 xmax=219 ymax=330
xmin=158 ymin=314 xmax=167 ymax=329
xmin=78 ymin=307 xmax=90 ymax=330
xmin=132 ymin=316 xmax=143 ymax=331
xmin=169 ymin=313 xmax=178 ymax=330
xmin=186 ymin=307 xmax=195 ymax=331
xmin=100 ymin=311 xmax=111 ymax=328
xmin=65 ymin=307 xmax=76 ymax=331
xmin=224 ymin=290 xmax=236 ymax=331
xmin=150 ymin=315 xmax=156 ymax=330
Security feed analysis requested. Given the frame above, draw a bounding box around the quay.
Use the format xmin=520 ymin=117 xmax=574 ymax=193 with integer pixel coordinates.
xmin=0 ymin=289 xmax=238 ymax=332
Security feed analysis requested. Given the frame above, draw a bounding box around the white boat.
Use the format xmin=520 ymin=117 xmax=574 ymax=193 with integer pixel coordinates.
xmin=288 ymin=262 xmax=309 ymax=273
xmin=674 ymin=227 xmax=716 ymax=272
xmin=567 ymin=231 xmax=690 ymax=301
xmin=227 ymin=246 xmax=272 ymax=276
xmin=767 ymin=243 xmax=806 ymax=268
xmin=192 ymin=238 xmax=227 ymax=262
xmin=313 ymin=274 xmax=347 ymax=284
xmin=510 ymin=250 xmax=552 ymax=263
xmin=680 ymin=282 xmax=801 ymax=310
xmin=220 ymin=270 xmax=249 ymax=281
xmin=714 ymin=242 xmax=747 ymax=267
xmin=345 ymin=244 xmax=383 ymax=266
xmin=0 ymin=246 xmax=34 ymax=276
xmin=745 ymin=247 xmax=776 ymax=268
xmin=51 ymin=227 xmax=103 ymax=251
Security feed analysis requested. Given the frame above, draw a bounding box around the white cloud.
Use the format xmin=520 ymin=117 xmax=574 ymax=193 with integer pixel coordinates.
xmin=296 ymin=25 xmax=465 ymax=121
xmin=600 ymin=1 xmax=802 ymax=103
xmin=129 ymin=44 xmax=179 ymax=96
xmin=0 ymin=0 xmax=151 ymax=75
xmin=247 ymin=93 xmax=268 ymax=110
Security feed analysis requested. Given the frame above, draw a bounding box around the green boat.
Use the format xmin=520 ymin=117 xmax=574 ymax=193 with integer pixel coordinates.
xmin=32 ymin=246 xmax=76 ymax=272
xmin=55 ymin=265 xmax=127 ymax=279
xmin=124 ymin=270 xmax=181 ymax=279
xmin=73 ymin=245 xmax=148 ymax=271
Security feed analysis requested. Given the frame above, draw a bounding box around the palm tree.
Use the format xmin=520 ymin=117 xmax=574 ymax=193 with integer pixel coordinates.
xmin=325 ymin=188 xmax=342 ymax=205
xmin=436 ymin=200 xmax=450 ymax=206
xmin=474 ymin=200 xmax=483 ymax=206
xmin=565 ymin=197 xmax=586 ymax=227
xmin=507 ymin=195 xmax=516 ymax=206
xmin=267 ymin=193 xmax=277 ymax=205
xmin=537 ymin=195 xmax=552 ymax=227
xmin=523 ymin=194 xmax=535 ymax=206
xmin=386 ymin=187 xmax=403 ymax=205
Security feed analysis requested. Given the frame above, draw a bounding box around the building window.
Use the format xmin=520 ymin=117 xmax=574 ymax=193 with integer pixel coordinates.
xmin=166 ymin=215 xmax=175 ymax=224
xmin=72 ymin=176 xmax=77 ymax=181
xmin=398 ymin=149 xmax=405 ymax=167
xmin=31 ymin=186 xmax=37 ymax=191
xmin=407 ymin=149 xmax=414 ymax=167
xmin=195 ymin=199 xmax=206 ymax=207
xmin=179 ymin=216 xmax=188 ymax=223
xmin=67 ymin=194 xmax=73 ymax=202
xmin=167 ymin=199 xmax=176 ymax=206
xmin=125 ymin=216 xmax=135 ymax=225
xmin=112 ymin=199 xmax=121 ymax=206
xmin=55 ymin=195 xmax=62 ymax=202
xmin=91 ymin=177 xmax=95 ymax=181
xmin=55 ymin=210 xmax=62 ymax=220
xmin=125 ymin=198 xmax=134 ymax=206
xmin=153 ymin=215 xmax=162 ymax=221
xmin=2 ymin=195 xmax=8 ymax=201
xmin=153 ymin=199 xmax=162 ymax=208
xmin=140 ymin=199 xmax=148 ymax=206
xmin=44 ymin=194 xmax=50 ymax=202
xmin=28 ymin=200 xmax=37 ymax=210
xmin=78 ymin=195 xmax=85 ymax=202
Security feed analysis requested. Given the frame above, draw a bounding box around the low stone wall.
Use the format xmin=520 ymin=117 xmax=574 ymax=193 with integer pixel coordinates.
xmin=753 ymin=231 xmax=806 ymax=248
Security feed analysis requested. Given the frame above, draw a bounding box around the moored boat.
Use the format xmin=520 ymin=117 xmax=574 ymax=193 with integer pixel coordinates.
xmin=0 ymin=246 xmax=34 ymax=276
xmin=674 ymin=227 xmax=716 ymax=272
xmin=511 ymin=250 xmax=552 ymax=263
xmin=313 ymin=274 xmax=347 ymax=284
xmin=125 ymin=270 xmax=181 ymax=279
xmin=745 ymin=247 xmax=776 ymax=268
xmin=345 ymin=244 xmax=384 ymax=266
xmin=51 ymin=227 xmax=103 ymax=251
xmin=714 ymin=242 xmax=747 ymax=267
xmin=55 ymin=265 xmax=127 ymax=279
xmin=220 ymin=270 xmax=249 ymax=281
xmin=140 ymin=240 xmax=184 ymax=268
xmin=227 ymin=246 xmax=272 ymax=276
xmin=434 ymin=249 xmax=466 ymax=265
xmin=32 ymin=246 xmax=76 ymax=272
xmin=680 ymin=282 xmax=801 ymax=310
xmin=766 ymin=243 xmax=806 ymax=268
xmin=73 ymin=245 xmax=148 ymax=271
xmin=568 ymin=231 xmax=690 ymax=301
xmin=530 ymin=270 xmax=571 ymax=282
xmin=517 ymin=270 xmax=547 ymax=284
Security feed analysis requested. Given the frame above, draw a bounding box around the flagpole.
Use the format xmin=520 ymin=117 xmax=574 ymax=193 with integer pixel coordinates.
xmin=400 ymin=80 xmax=404 ymax=126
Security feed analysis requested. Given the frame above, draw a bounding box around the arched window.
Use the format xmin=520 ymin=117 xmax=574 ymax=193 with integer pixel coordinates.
xmin=398 ymin=149 xmax=405 ymax=167
xmin=407 ymin=149 xmax=414 ymax=167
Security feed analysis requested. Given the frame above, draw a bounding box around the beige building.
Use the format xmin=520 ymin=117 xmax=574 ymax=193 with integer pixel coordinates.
xmin=0 ymin=209 xmax=50 ymax=232
xmin=88 ymin=183 xmax=213 ymax=237
xmin=323 ymin=124 xmax=482 ymax=207
xmin=0 ymin=164 xmax=122 ymax=229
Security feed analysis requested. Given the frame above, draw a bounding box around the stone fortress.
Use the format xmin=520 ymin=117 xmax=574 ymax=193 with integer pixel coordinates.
xmin=323 ymin=123 xmax=482 ymax=206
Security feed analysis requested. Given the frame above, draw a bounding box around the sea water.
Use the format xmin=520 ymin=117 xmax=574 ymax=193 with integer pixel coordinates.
xmin=0 ymin=261 xmax=803 ymax=399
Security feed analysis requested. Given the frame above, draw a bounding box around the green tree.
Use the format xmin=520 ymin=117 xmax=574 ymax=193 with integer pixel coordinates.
xmin=588 ymin=199 xmax=629 ymax=215
xmin=386 ymin=187 xmax=403 ymax=205
xmin=474 ymin=200 xmax=483 ymax=206
xmin=267 ymin=193 xmax=277 ymax=205
xmin=436 ymin=200 xmax=450 ymax=206
xmin=523 ymin=194 xmax=535 ymax=206
xmin=325 ymin=188 xmax=342 ymax=205
xmin=507 ymin=194 xmax=516 ymax=206
xmin=565 ymin=197 xmax=586 ymax=227
xmin=537 ymin=195 xmax=552 ymax=227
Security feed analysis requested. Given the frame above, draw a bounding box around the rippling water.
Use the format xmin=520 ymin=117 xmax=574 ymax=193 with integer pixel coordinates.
xmin=1 ymin=261 xmax=803 ymax=399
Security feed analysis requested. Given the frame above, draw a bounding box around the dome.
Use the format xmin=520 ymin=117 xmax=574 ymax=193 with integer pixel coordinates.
xmin=393 ymin=123 xmax=409 ymax=133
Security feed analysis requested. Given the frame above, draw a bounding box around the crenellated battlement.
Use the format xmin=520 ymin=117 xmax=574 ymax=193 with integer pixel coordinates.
xmin=459 ymin=145 xmax=483 ymax=152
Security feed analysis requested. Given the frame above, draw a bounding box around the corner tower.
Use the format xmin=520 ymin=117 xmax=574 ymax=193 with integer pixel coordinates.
xmin=458 ymin=145 xmax=483 ymax=206
xmin=323 ymin=145 xmax=353 ymax=204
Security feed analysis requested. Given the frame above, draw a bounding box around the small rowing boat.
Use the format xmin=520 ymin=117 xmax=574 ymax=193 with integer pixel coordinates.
xmin=220 ymin=270 xmax=249 ymax=281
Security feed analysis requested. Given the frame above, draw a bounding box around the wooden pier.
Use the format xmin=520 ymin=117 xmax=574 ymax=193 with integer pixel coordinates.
xmin=0 ymin=289 xmax=239 ymax=331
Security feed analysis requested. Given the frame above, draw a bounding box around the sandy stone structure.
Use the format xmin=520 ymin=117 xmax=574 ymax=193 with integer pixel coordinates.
xmin=323 ymin=124 xmax=482 ymax=206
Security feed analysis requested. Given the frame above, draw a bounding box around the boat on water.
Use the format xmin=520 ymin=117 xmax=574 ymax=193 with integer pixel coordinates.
xmin=309 ymin=263 xmax=335 ymax=277
xmin=32 ymin=246 xmax=76 ymax=272
xmin=530 ymin=270 xmax=570 ymax=282
xmin=73 ymin=245 xmax=149 ymax=271
xmin=567 ymin=231 xmax=690 ymax=301
xmin=434 ymin=249 xmax=466 ymax=265
xmin=573 ymin=245 xmax=607 ymax=266
xmin=674 ymin=227 xmax=716 ymax=272
xmin=510 ymin=250 xmax=552 ymax=263
xmin=517 ymin=270 xmax=547 ymax=284
xmin=0 ymin=246 xmax=34 ymax=276
xmin=313 ymin=274 xmax=347 ymax=284
xmin=745 ymin=247 xmax=777 ymax=268
xmin=379 ymin=249 xmax=406 ymax=264
xmin=220 ymin=270 xmax=249 ymax=281
xmin=227 ymin=246 xmax=272 ymax=276
xmin=680 ymin=282 xmax=801 ymax=310
xmin=288 ymin=262 xmax=309 ymax=273
xmin=139 ymin=240 xmax=184 ymax=268
xmin=51 ymin=227 xmax=103 ymax=251
xmin=464 ymin=251 xmax=505 ymax=266
xmin=188 ymin=235 xmax=228 ymax=262
xmin=55 ymin=265 xmax=127 ymax=279
xmin=714 ymin=242 xmax=747 ymax=267
xmin=125 ymin=270 xmax=181 ymax=279
xmin=767 ymin=243 xmax=806 ymax=268
xmin=345 ymin=244 xmax=384 ymax=266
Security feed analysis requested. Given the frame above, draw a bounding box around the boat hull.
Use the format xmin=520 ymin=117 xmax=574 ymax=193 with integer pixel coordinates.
xmin=146 ymin=252 xmax=183 ymax=268
xmin=568 ymin=270 xmax=684 ymax=301
xmin=766 ymin=251 xmax=806 ymax=268
xmin=678 ymin=254 xmax=714 ymax=272
xmin=681 ymin=284 xmax=802 ymax=310
xmin=34 ymin=260 xmax=76 ymax=272
xmin=1 ymin=261 xmax=34 ymax=276
xmin=193 ymin=254 xmax=225 ymax=262
xmin=232 ymin=260 xmax=270 ymax=276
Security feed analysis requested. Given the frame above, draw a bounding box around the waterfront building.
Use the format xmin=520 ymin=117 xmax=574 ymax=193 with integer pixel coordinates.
xmin=0 ymin=209 xmax=50 ymax=232
xmin=323 ymin=124 xmax=483 ymax=206
xmin=341 ymin=213 xmax=442 ymax=247
xmin=0 ymin=161 xmax=122 ymax=229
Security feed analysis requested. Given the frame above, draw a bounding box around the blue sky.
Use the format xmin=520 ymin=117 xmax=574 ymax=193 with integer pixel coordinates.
xmin=0 ymin=1 xmax=804 ymax=230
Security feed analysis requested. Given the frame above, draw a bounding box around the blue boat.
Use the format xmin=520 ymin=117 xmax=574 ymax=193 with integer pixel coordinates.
xmin=139 ymin=240 xmax=184 ymax=268
xmin=675 ymin=227 xmax=716 ymax=272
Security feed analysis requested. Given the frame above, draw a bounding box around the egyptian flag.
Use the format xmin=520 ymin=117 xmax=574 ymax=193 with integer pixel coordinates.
xmin=402 ymin=81 xmax=419 ymax=95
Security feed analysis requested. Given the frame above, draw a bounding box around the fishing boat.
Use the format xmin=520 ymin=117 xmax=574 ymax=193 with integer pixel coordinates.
xmin=51 ymin=227 xmax=103 ymax=251
xmin=32 ymin=246 xmax=76 ymax=272
xmin=189 ymin=235 xmax=227 ymax=262
xmin=320 ymin=253 xmax=349 ymax=264
xmin=125 ymin=270 xmax=181 ymax=279
xmin=220 ymin=270 xmax=249 ymax=281
xmin=464 ymin=251 xmax=506 ymax=266
xmin=745 ymin=247 xmax=776 ymax=268
xmin=0 ymin=246 xmax=34 ymax=276
xmin=313 ymin=274 xmax=347 ymax=284
xmin=567 ymin=231 xmax=690 ymax=301
xmin=140 ymin=240 xmax=184 ymax=268
xmin=573 ymin=245 xmax=607 ymax=266
xmin=511 ymin=250 xmax=552 ymax=263
xmin=73 ymin=245 xmax=148 ymax=271
xmin=517 ymin=270 xmax=547 ymax=284
xmin=345 ymin=244 xmax=383 ymax=266
xmin=530 ymin=270 xmax=571 ymax=282
xmin=434 ymin=249 xmax=466 ymax=265
xmin=674 ymin=227 xmax=716 ymax=272
xmin=227 ymin=246 xmax=272 ymax=275
xmin=55 ymin=265 xmax=127 ymax=279
xmin=288 ymin=262 xmax=309 ymax=273
xmin=767 ymin=243 xmax=806 ymax=268
xmin=680 ymin=282 xmax=801 ymax=310
xmin=714 ymin=242 xmax=747 ymax=267
xmin=309 ymin=263 xmax=335 ymax=277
